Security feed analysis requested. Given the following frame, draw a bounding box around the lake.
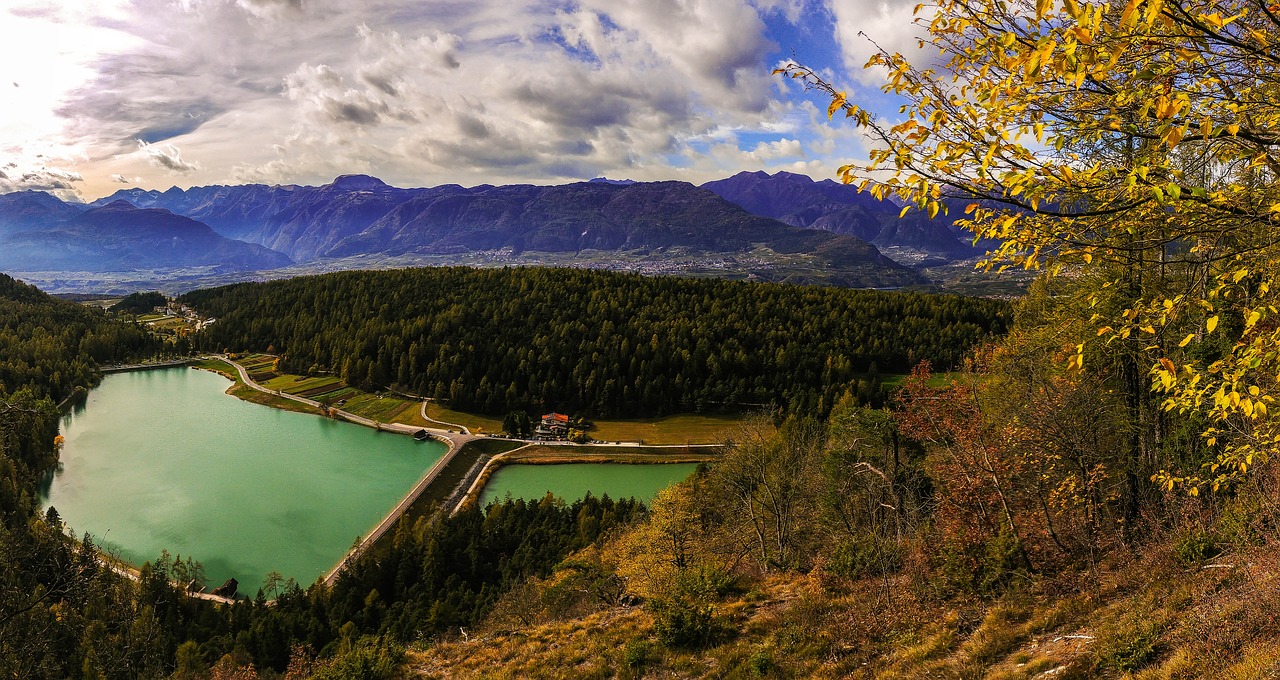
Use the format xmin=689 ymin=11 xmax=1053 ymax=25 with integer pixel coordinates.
xmin=41 ymin=367 xmax=445 ymax=594
xmin=479 ymin=461 xmax=700 ymax=506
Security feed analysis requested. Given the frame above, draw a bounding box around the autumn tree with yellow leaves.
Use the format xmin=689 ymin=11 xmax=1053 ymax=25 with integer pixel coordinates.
xmin=780 ymin=0 xmax=1280 ymax=497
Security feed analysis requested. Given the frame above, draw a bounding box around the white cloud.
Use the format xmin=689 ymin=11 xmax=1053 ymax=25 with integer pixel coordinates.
xmin=827 ymin=0 xmax=938 ymax=84
xmin=138 ymin=140 xmax=201 ymax=174
xmin=5 ymin=0 xmax=888 ymax=197
xmin=577 ymin=0 xmax=777 ymax=113
xmin=0 ymin=163 xmax=85 ymax=200
xmin=284 ymin=63 xmax=394 ymax=126
xmin=748 ymin=138 xmax=804 ymax=161
xmin=235 ymin=0 xmax=302 ymax=20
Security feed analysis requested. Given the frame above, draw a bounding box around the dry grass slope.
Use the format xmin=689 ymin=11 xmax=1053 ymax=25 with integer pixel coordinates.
xmin=407 ymin=544 xmax=1280 ymax=679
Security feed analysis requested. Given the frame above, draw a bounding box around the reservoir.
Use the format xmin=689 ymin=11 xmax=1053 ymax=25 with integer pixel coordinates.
xmin=41 ymin=367 xmax=445 ymax=594
xmin=479 ymin=462 xmax=700 ymax=507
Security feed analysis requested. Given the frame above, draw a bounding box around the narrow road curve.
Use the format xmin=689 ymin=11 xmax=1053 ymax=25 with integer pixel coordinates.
xmin=420 ymin=399 xmax=471 ymax=435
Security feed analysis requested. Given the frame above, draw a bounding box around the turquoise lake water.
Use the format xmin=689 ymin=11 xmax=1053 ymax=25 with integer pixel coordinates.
xmin=41 ymin=367 xmax=445 ymax=594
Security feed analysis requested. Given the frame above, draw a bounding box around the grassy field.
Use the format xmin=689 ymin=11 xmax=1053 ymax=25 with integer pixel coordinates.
xmin=191 ymin=357 xmax=240 ymax=381
xmin=260 ymin=374 xmax=338 ymax=393
xmin=341 ymin=393 xmax=427 ymax=426
xmin=193 ymin=357 xmax=324 ymax=416
xmin=424 ymin=404 xmax=757 ymax=444
xmin=500 ymin=444 xmax=720 ymax=463
xmin=229 ymin=356 xmax=430 ymax=427
xmin=227 ymin=384 xmax=324 ymax=415
xmin=423 ymin=402 xmax=505 ymax=434
xmin=590 ymin=413 xmax=758 ymax=445
xmin=224 ymin=354 xmax=755 ymax=442
xmin=146 ymin=317 xmax=191 ymax=332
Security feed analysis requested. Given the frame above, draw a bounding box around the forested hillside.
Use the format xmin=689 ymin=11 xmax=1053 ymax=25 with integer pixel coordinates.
xmin=0 ymin=274 xmax=157 ymax=402
xmin=182 ymin=267 xmax=1009 ymax=417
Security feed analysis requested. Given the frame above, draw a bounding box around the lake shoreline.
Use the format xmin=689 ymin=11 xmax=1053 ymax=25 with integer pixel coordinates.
xmin=46 ymin=367 xmax=446 ymax=597
xmin=68 ymin=358 xmax=725 ymax=597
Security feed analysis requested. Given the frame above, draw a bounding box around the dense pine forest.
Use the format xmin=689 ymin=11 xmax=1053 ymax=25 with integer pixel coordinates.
xmin=0 ymin=275 xmax=157 ymax=403
xmin=181 ymin=267 xmax=1009 ymax=417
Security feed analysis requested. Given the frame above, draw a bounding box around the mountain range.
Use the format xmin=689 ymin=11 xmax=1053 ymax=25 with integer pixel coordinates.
xmin=702 ymin=171 xmax=983 ymax=260
xmin=0 ymin=193 xmax=291 ymax=272
xmin=0 ymin=171 xmax=991 ymax=288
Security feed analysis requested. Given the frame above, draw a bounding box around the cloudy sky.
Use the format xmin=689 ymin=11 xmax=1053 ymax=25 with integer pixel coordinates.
xmin=0 ymin=0 xmax=925 ymax=200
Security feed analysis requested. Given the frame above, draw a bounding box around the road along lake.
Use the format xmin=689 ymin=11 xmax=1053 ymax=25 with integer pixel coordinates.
xmin=479 ymin=461 xmax=701 ymax=507
xmin=41 ymin=367 xmax=446 ymax=594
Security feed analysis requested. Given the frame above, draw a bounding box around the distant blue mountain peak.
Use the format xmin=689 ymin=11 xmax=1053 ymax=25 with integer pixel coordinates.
xmin=329 ymin=175 xmax=391 ymax=191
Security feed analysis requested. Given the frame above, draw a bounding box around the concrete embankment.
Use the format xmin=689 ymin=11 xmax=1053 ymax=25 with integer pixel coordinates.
xmin=321 ymin=435 xmax=468 ymax=587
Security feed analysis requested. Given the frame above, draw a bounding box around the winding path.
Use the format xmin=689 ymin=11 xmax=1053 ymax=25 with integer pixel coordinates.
xmin=420 ymin=399 xmax=471 ymax=435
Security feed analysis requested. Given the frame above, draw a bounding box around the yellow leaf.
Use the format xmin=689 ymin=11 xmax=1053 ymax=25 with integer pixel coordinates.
xmin=827 ymin=92 xmax=847 ymax=119
xmin=1178 ymin=333 xmax=1194 ymax=347
xmin=1206 ymin=315 xmax=1218 ymax=333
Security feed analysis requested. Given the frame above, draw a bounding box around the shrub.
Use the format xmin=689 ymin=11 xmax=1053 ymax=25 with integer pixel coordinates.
xmin=310 ymin=637 xmax=405 ymax=680
xmin=622 ymin=638 xmax=652 ymax=670
xmin=829 ymin=534 xmax=904 ymax=581
xmin=978 ymin=525 xmax=1030 ymax=596
xmin=1096 ymin=619 xmax=1162 ymax=673
xmin=1217 ymin=490 xmax=1273 ymax=548
xmin=935 ymin=525 xmax=1030 ymax=597
xmin=747 ymin=648 xmax=777 ymax=676
xmin=650 ymin=598 xmax=722 ymax=649
xmin=1173 ymin=528 xmax=1219 ymax=566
